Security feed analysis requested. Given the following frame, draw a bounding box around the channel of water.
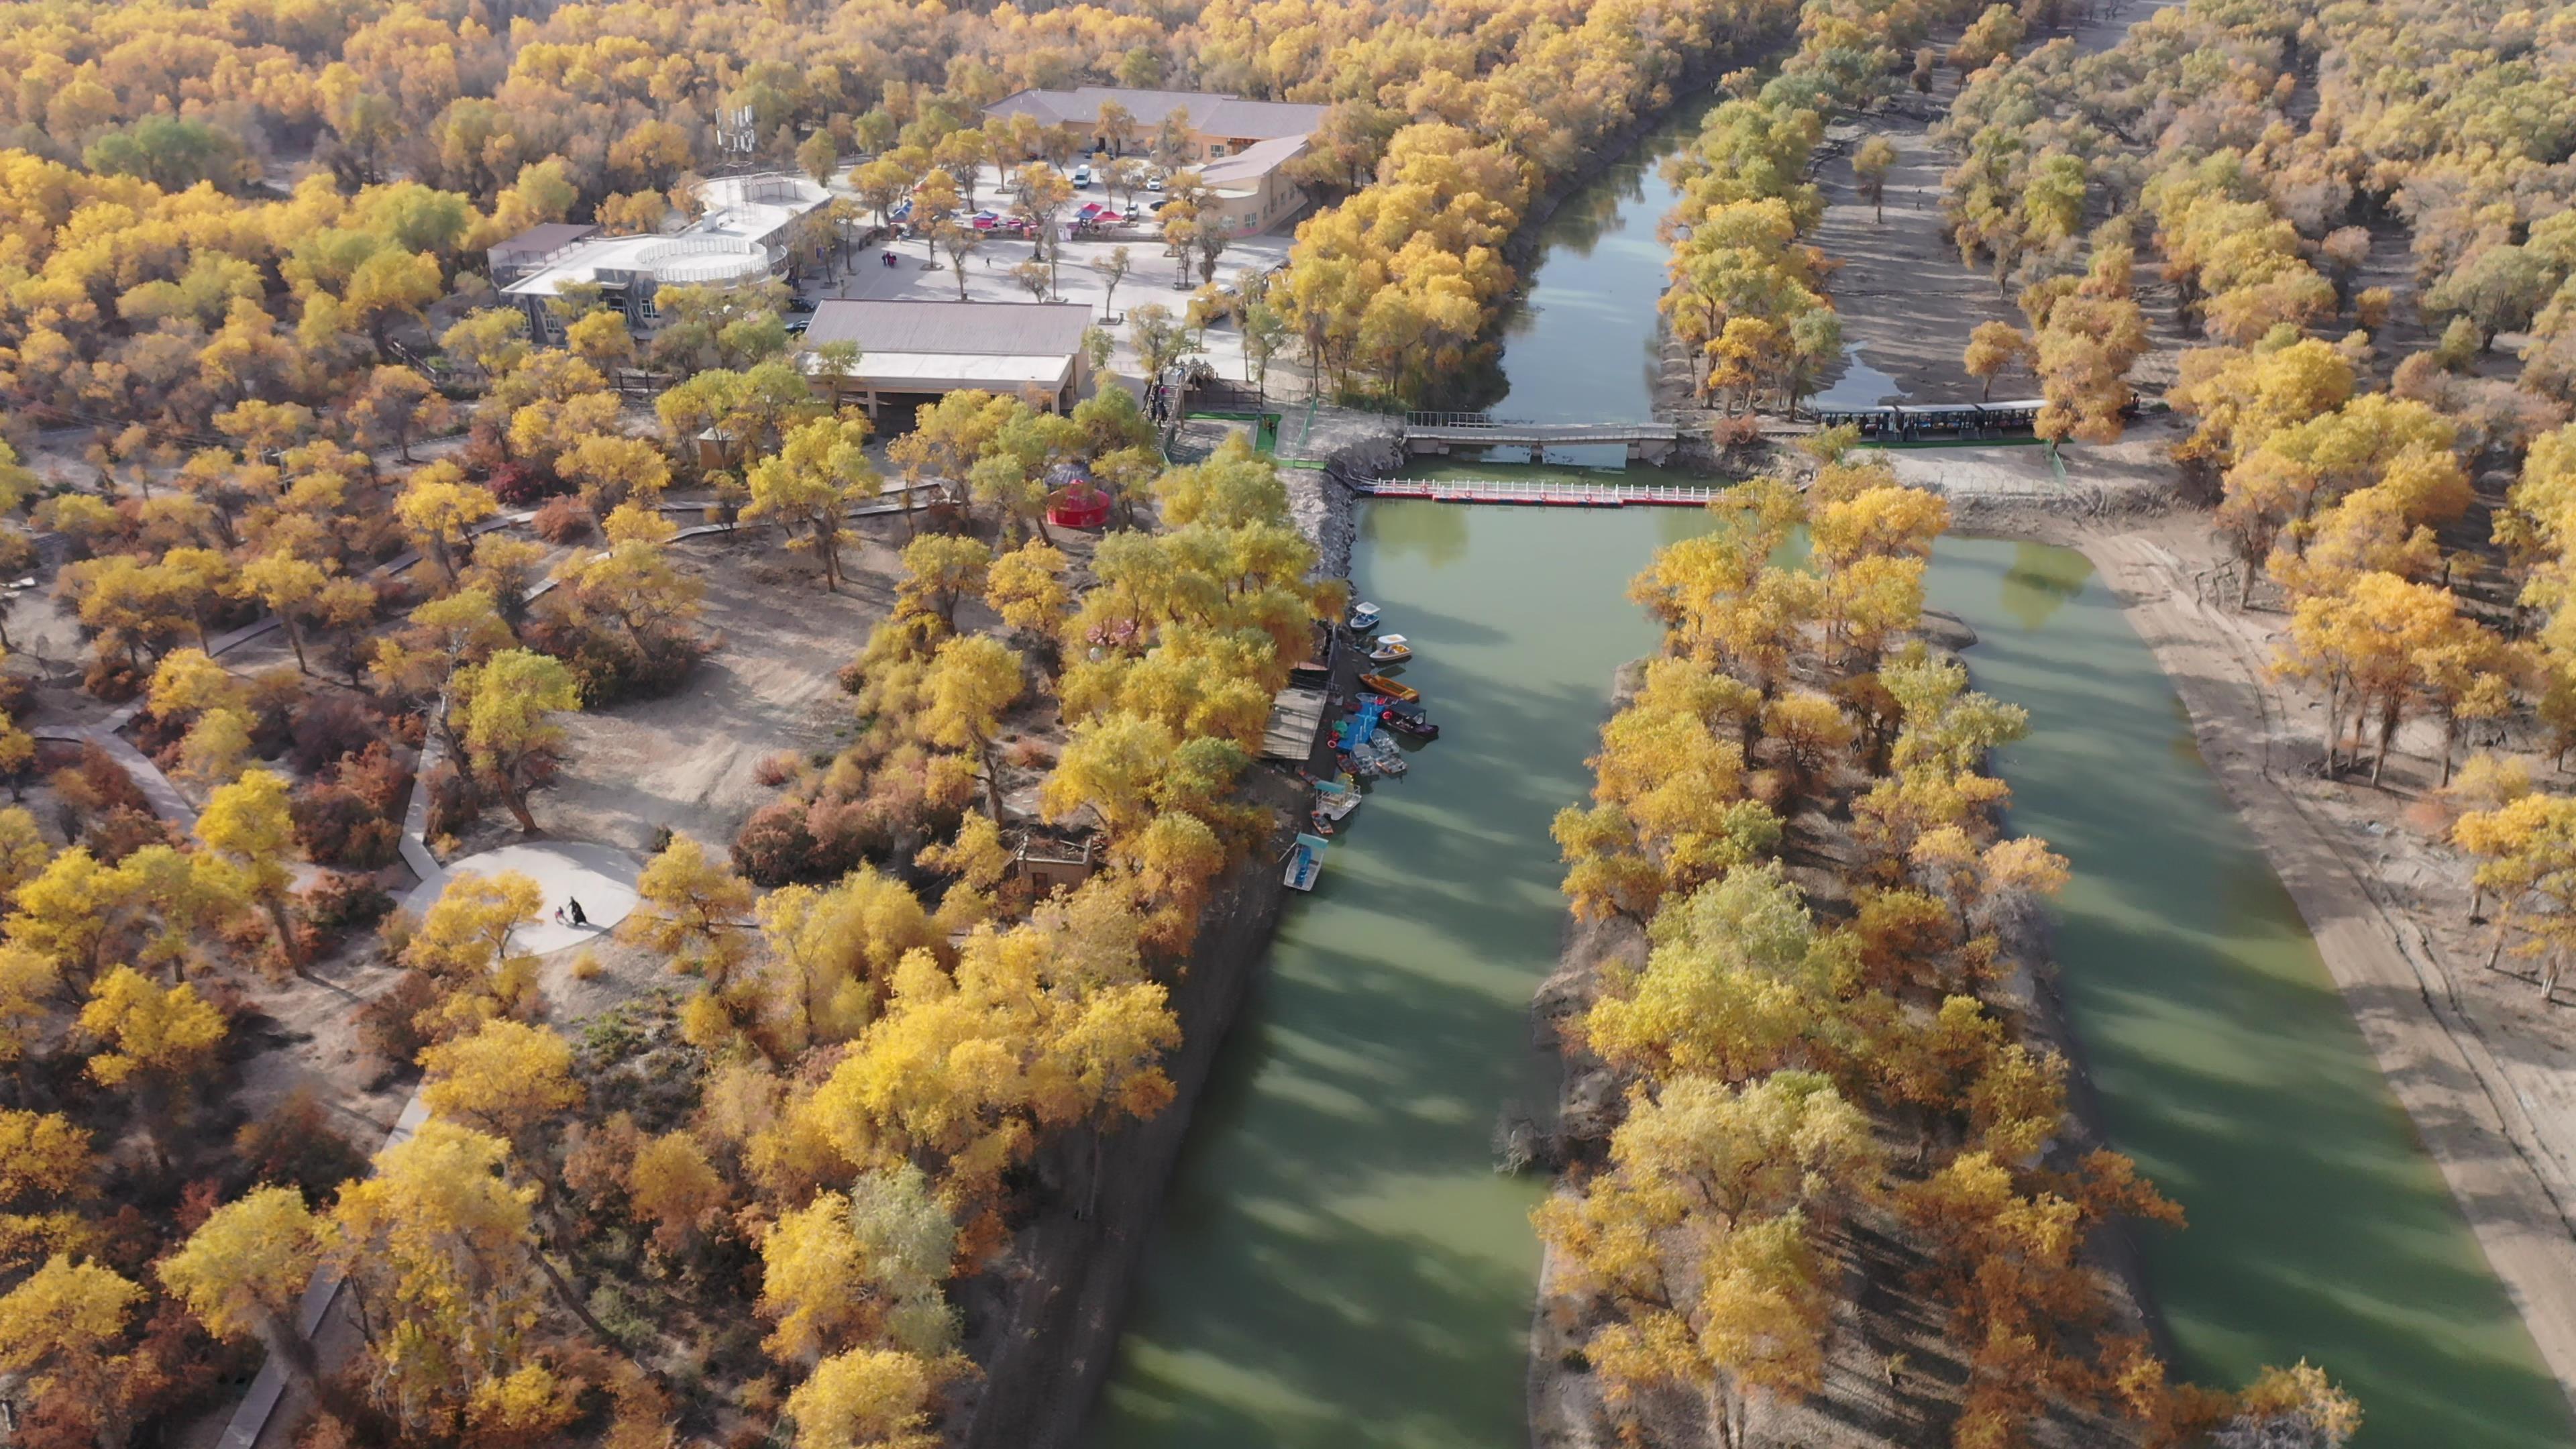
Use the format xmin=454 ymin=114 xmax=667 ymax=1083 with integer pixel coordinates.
xmin=1084 ymin=89 xmax=2574 ymax=1449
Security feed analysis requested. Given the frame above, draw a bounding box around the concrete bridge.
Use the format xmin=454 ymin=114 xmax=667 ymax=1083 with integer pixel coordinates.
xmin=1401 ymin=411 xmax=1681 ymax=464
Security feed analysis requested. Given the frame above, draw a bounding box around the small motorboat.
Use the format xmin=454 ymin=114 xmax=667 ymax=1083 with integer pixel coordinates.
xmin=1354 ymin=733 xmax=1406 ymax=776
xmin=1368 ymin=633 xmax=1413 ymax=665
xmin=1360 ymin=673 xmax=1417 ymax=702
xmin=1313 ymin=779 xmax=1362 ymax=822
xmin=1283 ymin=832 xmax=1330 ymax=891
xmin=1348 ymin=602 xmax=1382 ymax=631
xmin=1382 ymin=702 xmax=1440 ymax=741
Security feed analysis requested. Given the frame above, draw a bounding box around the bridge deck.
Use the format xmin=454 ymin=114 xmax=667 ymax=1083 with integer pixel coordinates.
xmin=1354 ymin=476 xmax=1722 ymax=508
xmin=1403 ymin=422 xmax=1680 ymax=444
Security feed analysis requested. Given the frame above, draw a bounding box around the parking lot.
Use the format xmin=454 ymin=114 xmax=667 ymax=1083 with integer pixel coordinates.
xmin=803 ymin=161 xmax=1299 ymax=392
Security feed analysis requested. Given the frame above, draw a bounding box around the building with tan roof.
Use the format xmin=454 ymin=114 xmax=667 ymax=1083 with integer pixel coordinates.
xmin=798 ymin=299 xmax=1096 ymax=421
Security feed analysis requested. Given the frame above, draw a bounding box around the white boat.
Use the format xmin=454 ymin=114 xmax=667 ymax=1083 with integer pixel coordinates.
xmin=1356 ymin=733 xmax=1407 ymax=775
xmin=1284 ymin=832 xmax=1330 ymax=890
xmin=1368 ymin=633 xmax=1413 ymax=664
xmin=1313 ymin=782 xmax=1362 ymax=822
xmin=1348 ymin=601 xmax=1382 ymax=631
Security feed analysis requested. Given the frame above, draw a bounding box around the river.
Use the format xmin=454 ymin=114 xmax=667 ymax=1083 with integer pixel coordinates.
xmin=1083 ymin=85 xmax=2575 ymax=1449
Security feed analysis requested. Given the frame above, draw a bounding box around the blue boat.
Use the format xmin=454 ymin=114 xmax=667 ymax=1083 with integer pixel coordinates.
xmin=1283 ymin=832 xmax=1330 ymax=891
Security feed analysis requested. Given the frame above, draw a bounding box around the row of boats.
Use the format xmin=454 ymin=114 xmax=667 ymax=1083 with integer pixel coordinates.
xmin=1285 ymin=600 xmax=1441 ymax=892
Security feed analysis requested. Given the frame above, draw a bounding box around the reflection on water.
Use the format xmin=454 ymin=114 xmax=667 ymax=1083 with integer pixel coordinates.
xmin=1931 ymin=541 xmax=2574 ymax=1449
xmin=1364 ymin=493 xmax=1472 ymax=570
xmin=1811 ymin=343 xmax=1906 ymax=409
xmin=1998 ymin=541 xmax=2096 ymax=631
xmin=1462 ymin=97 xmax=1723 ymax=423
xmin=1091 ymin=497 xmax=2574 ymax=1449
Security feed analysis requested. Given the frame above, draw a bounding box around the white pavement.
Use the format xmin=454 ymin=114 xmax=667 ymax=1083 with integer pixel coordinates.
xmin=402 ymin=840 xmax=641 ymax=955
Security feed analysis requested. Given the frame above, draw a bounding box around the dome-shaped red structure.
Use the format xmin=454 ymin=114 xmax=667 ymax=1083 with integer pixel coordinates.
xmin=1047 ymin=479 xmax=1112 ymax=530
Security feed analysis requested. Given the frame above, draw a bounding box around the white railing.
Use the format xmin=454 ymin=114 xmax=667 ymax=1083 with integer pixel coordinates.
xmin=1352 ymin=477 xmax=1722 ymax=507
xmin=635 ymin=235 xmax=774 ymax=284
xmin=1401 ymin=417 xmax=1680 ymax=441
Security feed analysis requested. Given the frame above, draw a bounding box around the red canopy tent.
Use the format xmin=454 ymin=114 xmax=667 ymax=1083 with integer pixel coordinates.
xmin=1047 ymin=479 xmax=1112 ymax=529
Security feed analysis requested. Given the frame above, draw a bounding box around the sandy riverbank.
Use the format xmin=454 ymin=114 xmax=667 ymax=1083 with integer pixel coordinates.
xmin=1881 ymin=413 xmax=2576 ymax=1415
xmin=2039 ymin=513 xmax=2576 ymax=1416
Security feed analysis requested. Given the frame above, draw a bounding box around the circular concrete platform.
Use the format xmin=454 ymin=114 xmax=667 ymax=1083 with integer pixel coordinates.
xmin=405 ymin=841 xmax=643 ymax=956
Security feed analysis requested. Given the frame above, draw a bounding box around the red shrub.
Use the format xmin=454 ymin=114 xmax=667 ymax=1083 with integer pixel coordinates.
xmin=303 ymin=870 xmax=393 ymax=930
xmin=733 ymin=795 xmax=822 ymax=886
xmin=533 ymin=497 xmax=592 ymax=544
xmin=290 ymin=782 xmax=401 ymax=869
xmin=86 ymin=805 xmax=176 ymax=864
xmin=83 ymin=656 xmax=144 ymax=702
xmin=335 ymin=741 xmax=415 ymax=815
xmin=486 ymin=461 xmax=566 ymax=506
xmin=422 ymin=762 xmax=480 ymax=839
xmin=289 ymin=694 xmax=385 ymax=773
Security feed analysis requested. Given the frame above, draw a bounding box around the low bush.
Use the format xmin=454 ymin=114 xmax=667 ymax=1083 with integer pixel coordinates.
xmin=82 ymin=656 xmax=143 ymax=703
xmin=733 ymin=796 xmax=824 ymax=886
xmin=533 ymin=497 xmax=591 ymax=544
xmin=486 ymin=461 xmax=568 ymax=506
xmin=356 ymin=970 xmax=441 ymax=1067
xmin=305 ymin=871 xmax=393 ymax=930
xmin=422 ymin=763 xmax=480 ymax=840
xmin=234 ymin=1086 xmax=370 ymax=1199
xmin=86 ymin=804 xmax=176 ymax=864
xmin=289 ymin=694 xmax=384 ymax=773
xmin=291 ymin=783 xmax=401 ymax=869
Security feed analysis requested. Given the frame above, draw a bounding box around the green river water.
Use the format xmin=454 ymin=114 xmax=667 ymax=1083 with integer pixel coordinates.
xmin=1085 ymin=94 xmax=2575 ymax=1449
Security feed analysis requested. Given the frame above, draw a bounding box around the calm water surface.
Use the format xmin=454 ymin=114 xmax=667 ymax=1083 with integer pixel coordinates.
xmin=1085 ymin=75 xmax=2575 ymax=1449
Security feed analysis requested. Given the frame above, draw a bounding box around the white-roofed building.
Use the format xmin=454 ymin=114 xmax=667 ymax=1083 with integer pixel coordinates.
xmin=496 ymin=172 xmax=830 ymax=341
xmin=799 ymin=299 xmax=1097 ymax=421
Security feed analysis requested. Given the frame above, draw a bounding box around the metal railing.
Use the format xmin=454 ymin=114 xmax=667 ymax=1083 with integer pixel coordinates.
xmin=1401 ymin=413 xmax=1679 ymax=440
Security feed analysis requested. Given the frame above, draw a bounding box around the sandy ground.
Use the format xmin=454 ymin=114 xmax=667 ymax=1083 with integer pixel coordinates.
xmin=531 ymin=524 xmax=901 ymax=853
xmin=1803 ymin=0 xmax=2199 ymax=409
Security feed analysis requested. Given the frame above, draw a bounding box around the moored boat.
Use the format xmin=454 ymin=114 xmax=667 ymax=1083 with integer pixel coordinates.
xmin=1313 ymin=779 xmax=1362 ymax=822
xmin=1382 ymin=702 xmax=1440 ymax=740
xmin=1359 ymin=674 xmax=1418 ymax=702
xmin=1367 ymin=633 xmax=1413 ymax=664
xmin=1355 ymin=733 xmax=1406 ymax=775
xmin=1348 ymin=601 xmax=1383 ymax=631
xmin=1283 ymin=832 xmax=1330 ymax=890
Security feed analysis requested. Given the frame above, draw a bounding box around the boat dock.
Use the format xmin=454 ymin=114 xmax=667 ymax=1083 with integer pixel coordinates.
xmin=1352 ymin=476 xmax=1725 ymax=508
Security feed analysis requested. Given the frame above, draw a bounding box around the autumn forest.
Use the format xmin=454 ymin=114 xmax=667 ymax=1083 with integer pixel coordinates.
xmin=0 ymin=0 xmax=2568 ymax=1444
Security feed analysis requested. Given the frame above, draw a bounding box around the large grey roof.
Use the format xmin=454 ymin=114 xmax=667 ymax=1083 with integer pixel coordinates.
xmin=488 ymin=222 xmax=599 ymax=261
xmin=984 ymin=86 xmax=1326 ymax=141
xmin=800 ymin=299 xmax=1095 ymax=357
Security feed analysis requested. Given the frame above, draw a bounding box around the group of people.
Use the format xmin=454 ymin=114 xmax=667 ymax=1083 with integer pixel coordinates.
xmin=552 ymin=898 xmax=591 ymax=928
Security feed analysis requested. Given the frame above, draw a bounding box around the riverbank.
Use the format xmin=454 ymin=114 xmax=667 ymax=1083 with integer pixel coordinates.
xmin=955 ymin=770 xmax=1304 ymax=1449
xmin=2036 ymin=513 xmax=2576 ymax=1418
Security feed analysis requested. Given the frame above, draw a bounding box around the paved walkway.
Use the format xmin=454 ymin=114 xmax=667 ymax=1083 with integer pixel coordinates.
xmin=29 ymin=722 xmax=198 ymax=830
